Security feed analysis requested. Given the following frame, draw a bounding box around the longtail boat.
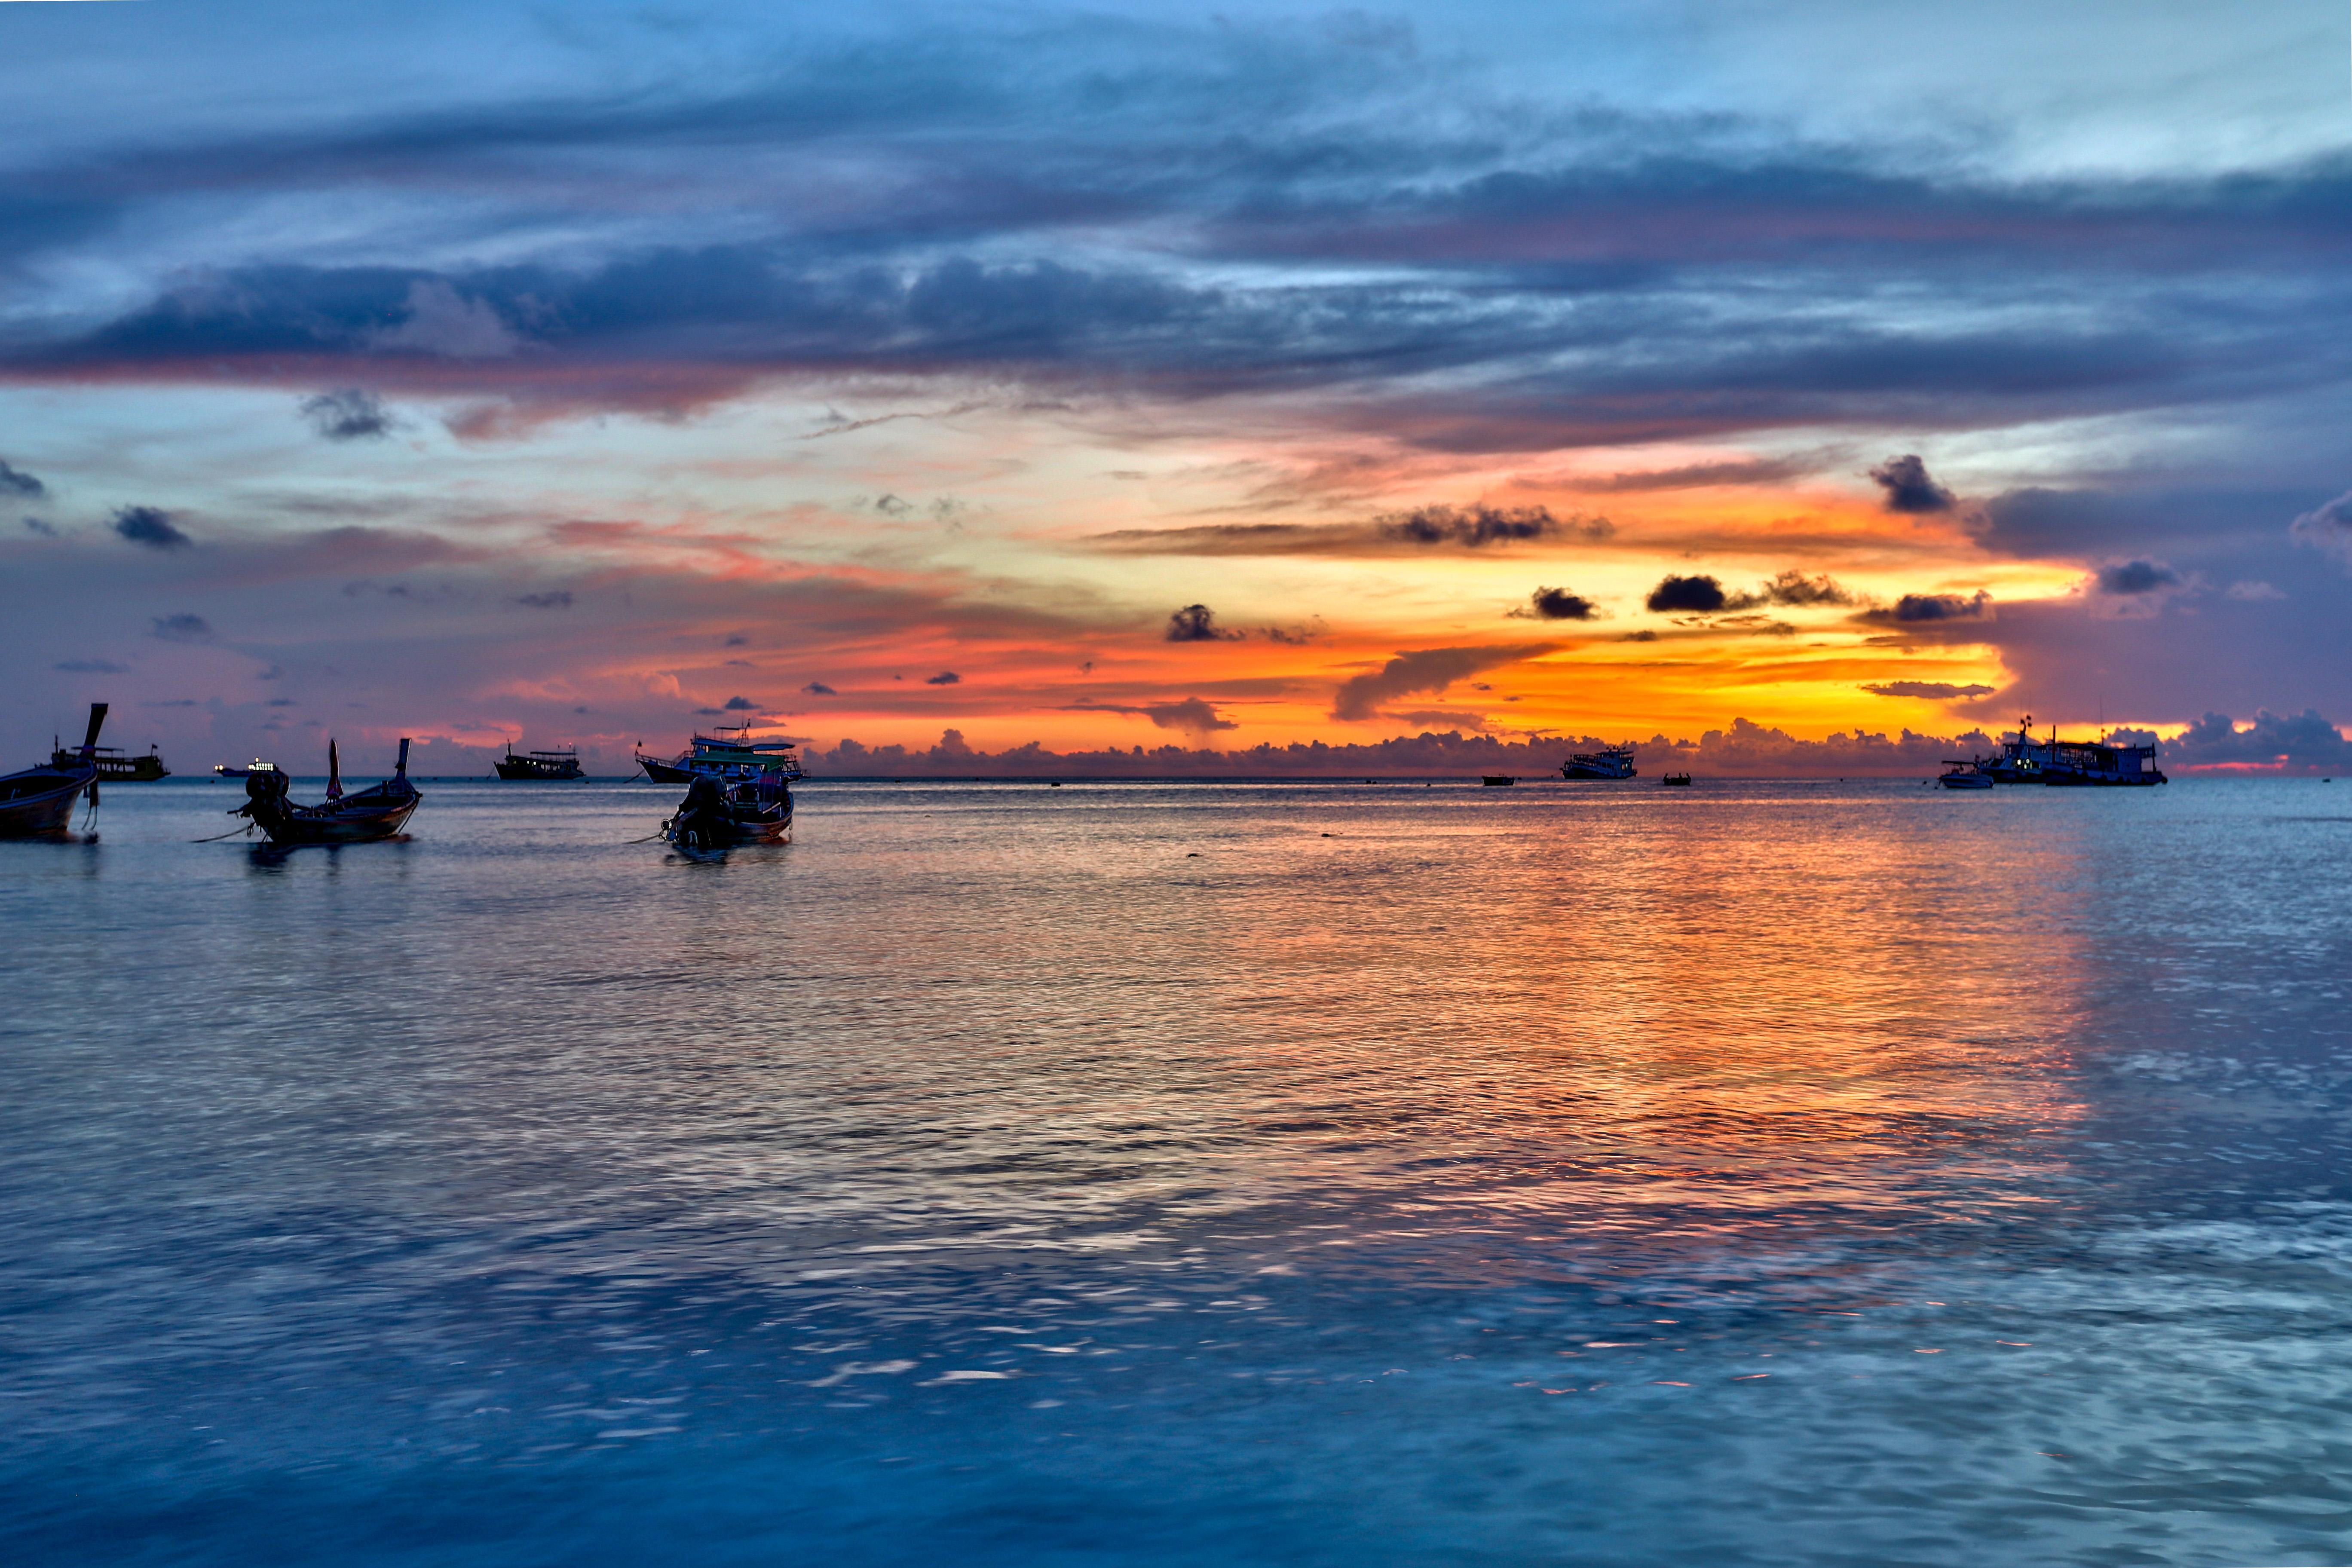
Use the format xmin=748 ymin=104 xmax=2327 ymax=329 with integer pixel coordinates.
xmin=660 ymin=768 xmax=793 ymax=851
xmin=0 ymin=704 xmax=107 ymax=838
xmin=233 ymin=737 xmax=422 ymax=844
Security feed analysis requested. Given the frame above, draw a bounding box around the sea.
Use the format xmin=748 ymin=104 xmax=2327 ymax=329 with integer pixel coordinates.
xmin=4 ymin=775 xmax=2350 ymax=1567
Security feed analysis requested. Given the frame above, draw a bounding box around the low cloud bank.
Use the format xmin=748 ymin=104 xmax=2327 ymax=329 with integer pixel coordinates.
xmin=810 ymin=719 xmax=2005 ymax=779
xmin=2113 ymin=710 xmax=2352 ymax=773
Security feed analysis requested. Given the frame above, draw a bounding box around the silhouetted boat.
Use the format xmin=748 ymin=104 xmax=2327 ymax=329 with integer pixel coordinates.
xmin=660 ymin=767 xmax=793 ymax=850
xmin=1939 ymin=760 xmax=1994 ymax=789
xmin=213 ymin=760 xmax=266 ymax=778
xmin=1982 ymin=715 xmax=2165 ymax=786
xmin=1561 ymin=744 xmax=1638 ymax=780
xmin=636 ymin=724 xmax=804 ymax=784
xmin=1481 ymin=775 xmax=1515 ymax=787
xmin=493 ymin=744 xmax=584 ymax=780
xmin=50 ymin=738 xmax=168 ymax=781
xmin=1661 ymin=772 xmax=1693 ymax=787
xmin=0 ymin=704 xmax=106 ymax=838
xmin=231 ymin=738 xmax=421 ymax=844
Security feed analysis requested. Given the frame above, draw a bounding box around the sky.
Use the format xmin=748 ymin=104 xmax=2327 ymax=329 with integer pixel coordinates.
xmin=3 ymin=0 xmax=2351 ymax=773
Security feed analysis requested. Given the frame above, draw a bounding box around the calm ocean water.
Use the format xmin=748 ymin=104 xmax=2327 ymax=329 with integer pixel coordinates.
xmin=5 ymin=775 xmax=2351 ymax=1566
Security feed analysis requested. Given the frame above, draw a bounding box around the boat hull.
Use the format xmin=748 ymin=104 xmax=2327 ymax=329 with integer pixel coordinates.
xmin=0 ymin=772 xmax=91 ymax=837
xmin=1939 ymin=773 xmax=1995 ymax=789
xmin=636 ymin=753 xmax=696 ymax=783
xmin=1561 ymin=763 xmax=1638 ymax=780
xmin=254 ymin=796 xmax=420 ymax=844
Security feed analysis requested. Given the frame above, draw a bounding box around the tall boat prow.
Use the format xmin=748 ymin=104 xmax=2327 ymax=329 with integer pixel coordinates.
xmin=0 ymin=703 xmax=107 ymax=838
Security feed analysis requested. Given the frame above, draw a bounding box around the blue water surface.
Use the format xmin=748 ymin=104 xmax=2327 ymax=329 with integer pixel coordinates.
xmin=4 ymin=776 xmax=2350 ymax=1566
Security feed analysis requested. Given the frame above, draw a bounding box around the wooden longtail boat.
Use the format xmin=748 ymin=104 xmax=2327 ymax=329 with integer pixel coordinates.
xmin=660 ymin=769 xmax=792 ymax=851
xmin=233 ymin=737 xmax=422 ymax=844
xmin=0 ymin=704 xmax=107 ymax=839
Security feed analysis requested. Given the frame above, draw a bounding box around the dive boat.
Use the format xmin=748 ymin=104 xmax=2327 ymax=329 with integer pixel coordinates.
xmin=1561 ymin=744 xmax=1638 ymax=781
xmin=636 ymin=724 xmax=805 ymax=784
xmin=1984 ymin=716 xmax=2165 ymax=786
xmin=660 ymin=767 xmax=793 ymax=850
xmin=50 ymin=738 xmax=168 ymax=781
xmin=231 ymin=738 xmax=422 ymax=844
xmin=0 ymin=704 xmax=107 ymax=838
xmin=493 ymin=744 xmax=585 ymax=781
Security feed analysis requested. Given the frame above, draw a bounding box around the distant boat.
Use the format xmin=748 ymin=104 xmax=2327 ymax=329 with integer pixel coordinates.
xmin=1481 ymin=775 xmax=1516 ymax=787
xmin=660 ymin=768 xmax=793 ymax=851
xmin=1661 ymin=772 xmax=1693 ymax=787
xmin=493 ymin=744 xmax=585 ymax=781
xmin=0 ymin=704 xmax=106 ymax=838
xmin=1939 ymin=759 xmax=1995 ymax=789
xmin=636 ymin=724 xmax=804 ymax=784
xmin=50 ymin=737 xmax=168 ymax=781
xmin=213 ymin=760 xmax=266 ymax=778
xmin=1982 ymin=715 xmax=2166 ymax=786
xmin=231 ymin=738 xmax=421 ymax=844
xmin=1561 ymin=744 xmax=1638 ymax=781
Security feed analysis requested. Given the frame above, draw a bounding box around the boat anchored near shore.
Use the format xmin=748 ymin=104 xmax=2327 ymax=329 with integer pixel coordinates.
xmin=0 ymin=704 xmax=107 ymax=838
xmin=1561 ymin=744 xmax=1638 ymax=781
xmin=231 ymin=738 xmax=422 ymax=845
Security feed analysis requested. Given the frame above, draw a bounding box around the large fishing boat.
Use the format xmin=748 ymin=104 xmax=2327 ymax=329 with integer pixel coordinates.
xmin=232 ymin=738 xmax=422 ymax=844
xmin=493 ymin=744 xmax=585 ymax=781
xmin=1982 ymin=716 xmax=2165 ymax=787
xmin=0 ymin=704 xmax=106 ymax=838
xmin=49 ymin=738 xmax=168 ymax=781
xmin=1561 ymin=744 xmax=1638 ymax=781
xmin=636 ymin=724 xmax=805 ymax=784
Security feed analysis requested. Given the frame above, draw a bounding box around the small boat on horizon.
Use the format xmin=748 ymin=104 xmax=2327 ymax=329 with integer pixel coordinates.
xmin=50 ymin=737 xmax=168 ymax=781
xmin=493 ymin=743 xmax=585 ymax=781
xmin=1662 ymin=772 xmax=1693 ymax=787
xmin=231 ymin=738 xmax=422 ymax=844
xmin=1561 ymin=744 xmax=1638 ymax=781
xmin=0 ymin=704 xmax=107 ymax=838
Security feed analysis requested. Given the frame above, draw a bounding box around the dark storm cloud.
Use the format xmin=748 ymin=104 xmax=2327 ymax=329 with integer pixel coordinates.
xmin=1525 ymin=586 xmax=1596 ymax=621
xmin=149 ymin=613 xmax=214 ymax=641
xmin=1331 ymin=644 xmax=1547 ymax=722
xmin=1377 ymin=504 xmax=1611 ymax=547
xmin=1066 ymin=697 xmax=1238 ymax=735
xmin=0 ymin=459 xmax=44 ymax=497
xmin=1645 ymin=574 xmax=1727 ymax=612
xmin=1868 ymin=455 xmax=1954 ymax=514
xmin=1853 ymin=591 xmax=1994 ymax=625
xmin=1726 ymin=570 xmax=1855 ymax=609
xmin=1166 ymin=604 xmax=1243 ymax=642
xmin=113 ymin=505 xmax=190 ymax=550
xmin=300 ymin=388 xmax=394 ymax=440
xmin=2094 ymin=559 xmax=2183 ymax=596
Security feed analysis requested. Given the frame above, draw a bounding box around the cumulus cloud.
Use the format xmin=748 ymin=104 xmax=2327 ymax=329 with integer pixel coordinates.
xmin=925 ymin=671 xmax=961 ymax=685
xmin=1868 ymin=455 xmax=1956 ymax=514
xmin=1521 ymin=586 xmax=1597 ymax=620
xmin=1166 ymin=604 xmax=1243 ymax=642
xmin=721 ymin=695 xmax=759 ymax=710
xmin=802 ymin=680 xmax=837 ymax=695
xmin=1858 ymin=590 xmax=1994 ymax=624
xmin=1331 ymin=643 xmax=1546 ymax=722
xmin=0 ymin=459 xmax=45 ymax=498
xmin=2290 ymin=490 xmax=2352 ymax=565
xmin=149 ymin=612 xmax=214 ymax=641
xmin=113 ymin=505 xmax=190 ymax=549
xmin=300 ymin=389 xmax=395 ymax=440
xmin=2094 ymin=559 xmax=2183 ymax=596
xmin=2156 ymin=710 xmax=2352 ymax=772
xmin=1645 ymin=574 xmax=1727 ymax=612
xmin=1862 ymin=681 xmax=1998 ymax=699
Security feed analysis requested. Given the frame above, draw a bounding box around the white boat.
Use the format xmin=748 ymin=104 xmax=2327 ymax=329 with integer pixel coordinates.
xmin=1939 ymin=760 xmax=1994 ymax=789
xmin=1561 ymin=744 xmax=1638 ymax=781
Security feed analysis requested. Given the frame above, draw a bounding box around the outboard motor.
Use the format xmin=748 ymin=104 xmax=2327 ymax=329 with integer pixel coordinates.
xmin=234 ymin=767 xmax=292 ymax=830
xmin=668 ymin=773 xmax=731 ymax=851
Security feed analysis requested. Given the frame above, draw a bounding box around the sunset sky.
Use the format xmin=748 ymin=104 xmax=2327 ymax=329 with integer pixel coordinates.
xmin=4 ymin=0 xmax=2351 ymax=771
